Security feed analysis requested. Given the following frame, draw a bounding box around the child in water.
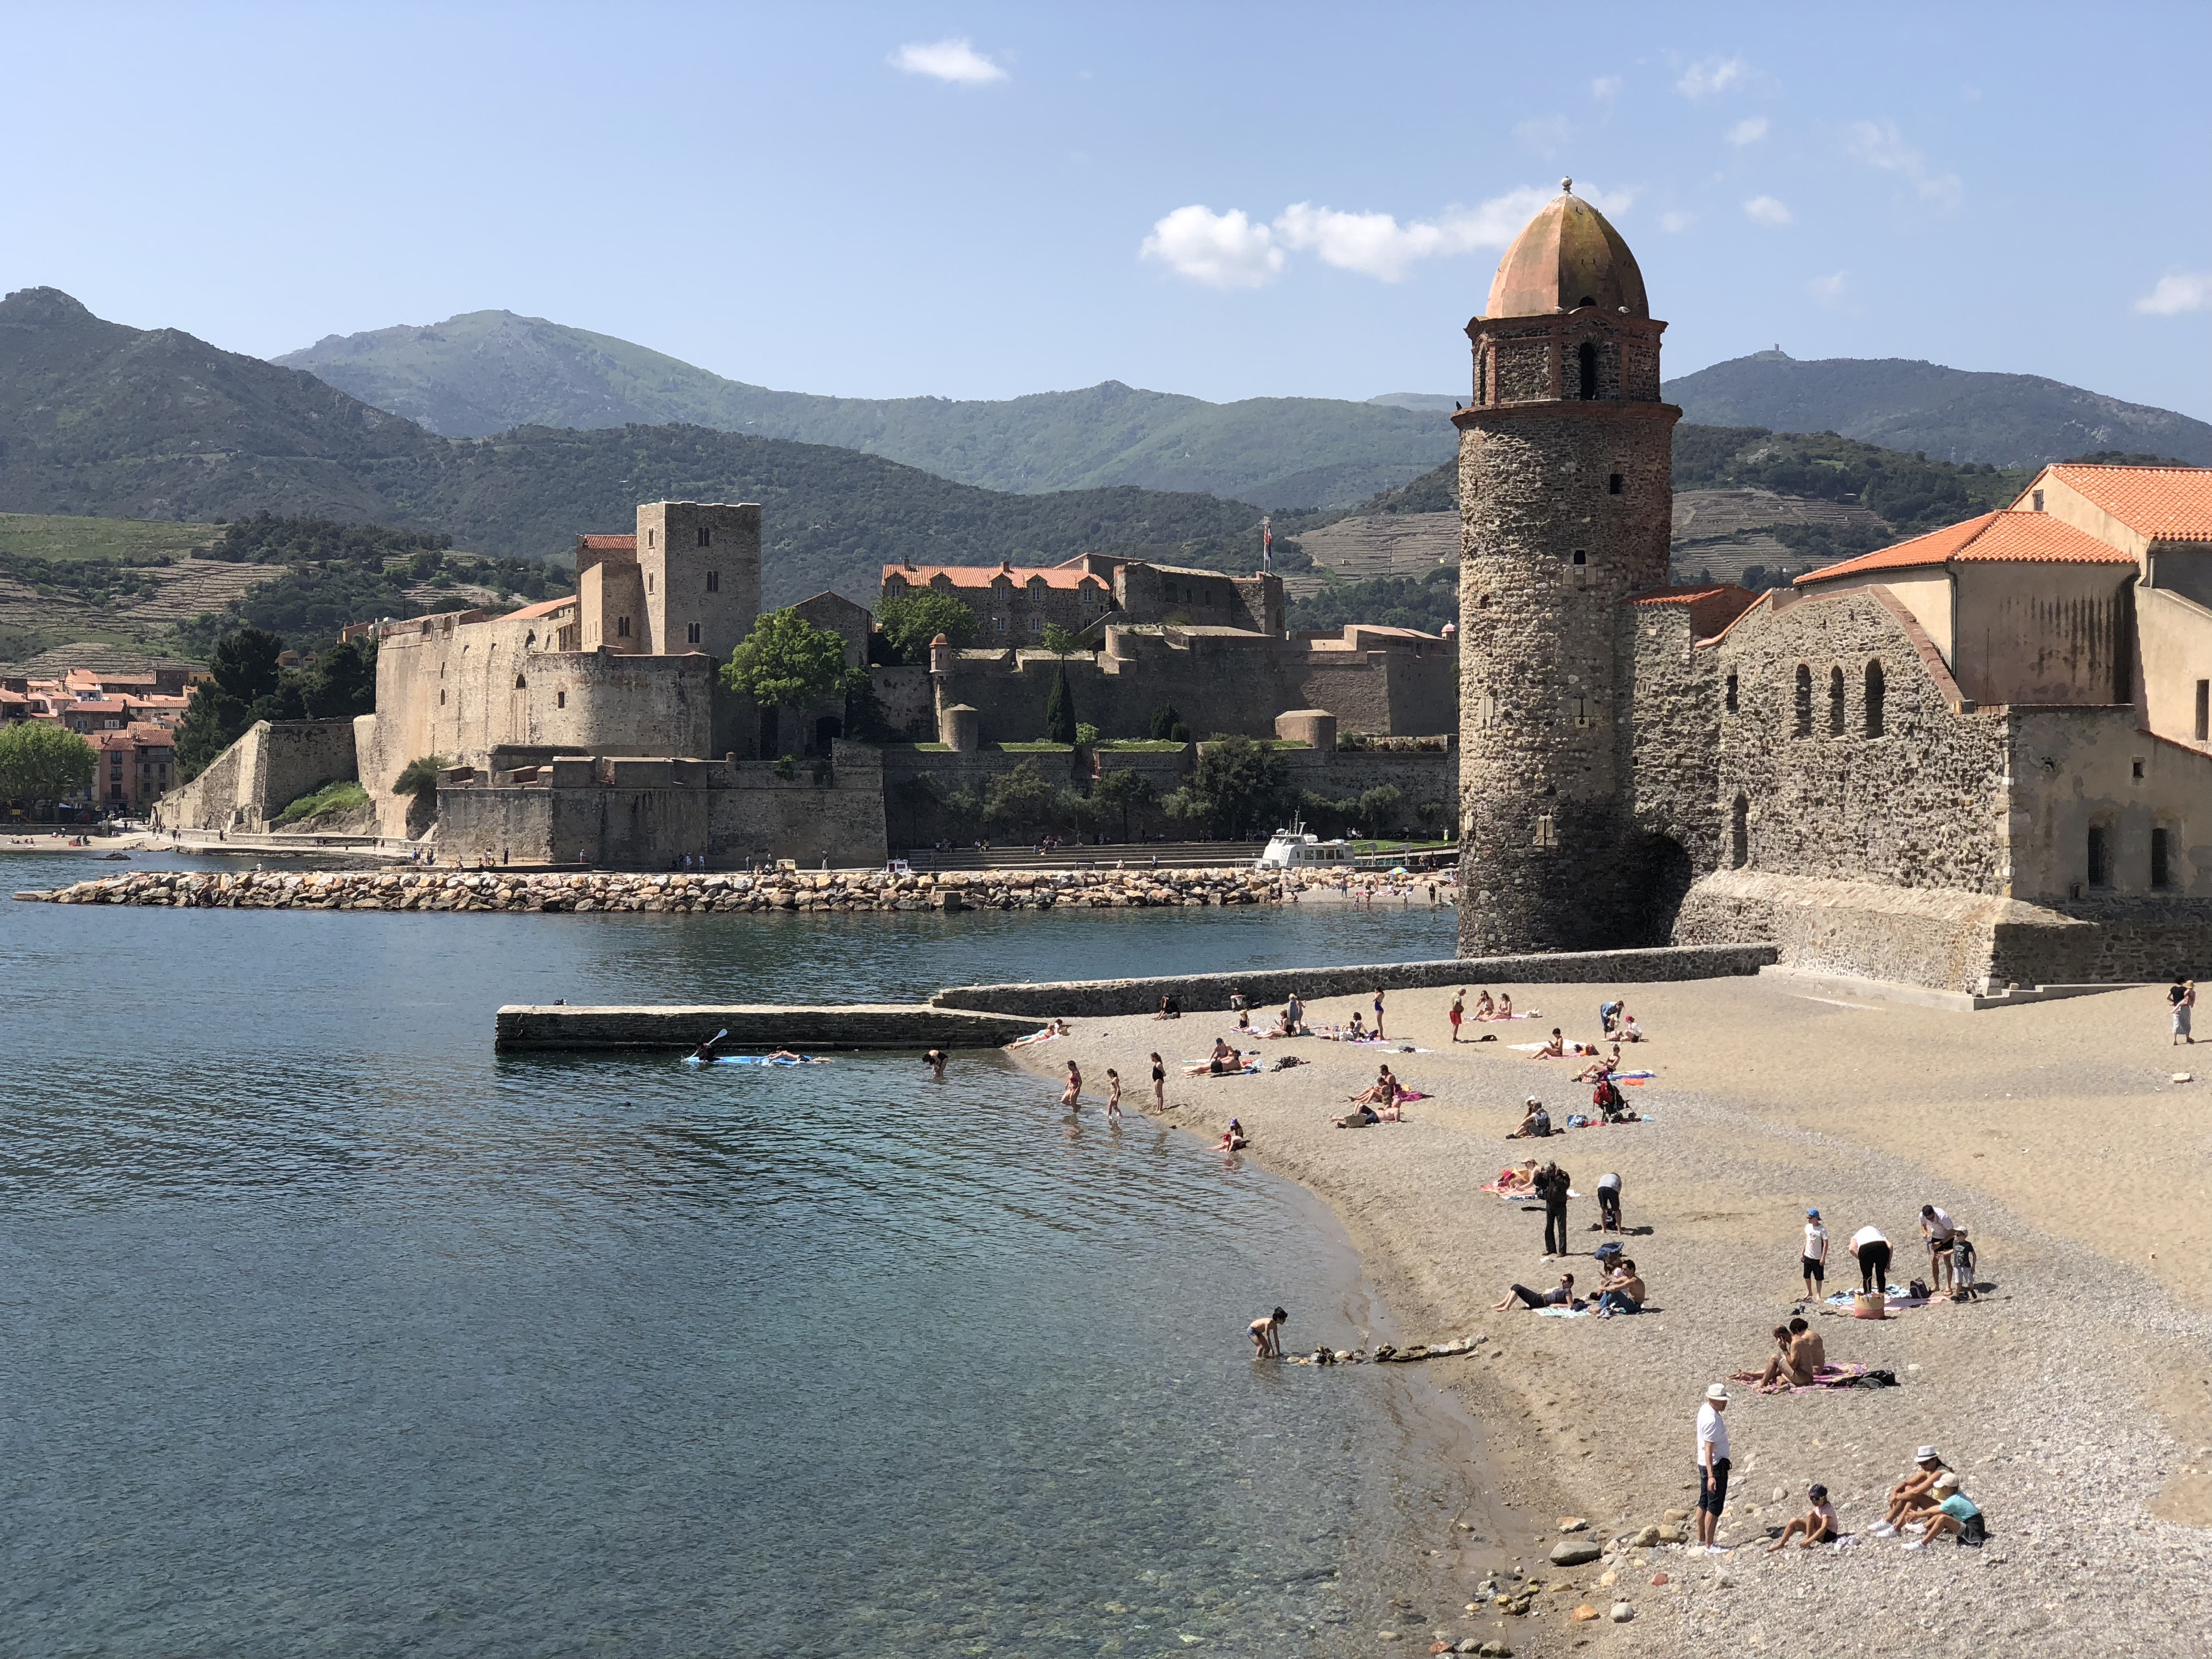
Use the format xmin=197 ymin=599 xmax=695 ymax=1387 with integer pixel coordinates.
xmin=1105 ymin=1068 xmax=1122 ymax=1122
xmin=1249 ymin=1306 xmax=1287 ymax=1358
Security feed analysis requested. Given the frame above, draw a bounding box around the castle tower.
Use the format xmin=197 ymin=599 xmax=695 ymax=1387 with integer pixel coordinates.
xmin=635 ymin=500 xmax=761 ymax=659
xmin=1455 ymin=181 xmax=1679 ymax=953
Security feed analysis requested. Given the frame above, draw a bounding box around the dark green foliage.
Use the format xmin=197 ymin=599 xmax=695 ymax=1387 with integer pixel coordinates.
xmin=1148 ymin=704 xmax=1191 ymax=743
xmin=301 ymin=635 xmax=378 ymax=719
xmin=394 ymin=755 xmax=450 ymax=797
xmin=890 ymin=774 xmax=943 ymax=842
xmin=1287 ymin=565 xmax=1458 ymax=635
xmin=874 ymin=591 xmax=978 ymax=662
xmin=2064 ymin=450 xmax=2195 ymax=468
xmin=842 ymin=677 xmax=901 ymax=742
xmin=206 ymin=511 xmax=449 ymax=565
xmin=1163 ymin=735 xmax=1286 ymax=839
xmin=1357 ymin=785 xmax=1404 ymax=836
xmin=1044 ymin=664 xmax=1078 ymax=744
xmin=720 ymin=609 xmax=867 ymax=711
xmin=0 ymin=721 xmax=97 ymax=804
xmin=983 ymin=760 xmax=1055 ymax=833
xmin=1671 ymin=425 xmax=2033 ymax=536
xmin=1767 ymin=521 xmax=1893 ymax=563
xmin=0 ymin=549 xmax=171 ymax=607
xmin=175 ymin=626 xmax=382 ymax=779
xmin=1093 ymin=766 xmax=1156 ymax=840
xmin=1357 ymin=463 xmax=1457 ymax=515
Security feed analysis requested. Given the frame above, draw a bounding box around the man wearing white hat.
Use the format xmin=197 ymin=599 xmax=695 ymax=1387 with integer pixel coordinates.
xmin=1695 ymin=1383 xmax=1731 ymax=1551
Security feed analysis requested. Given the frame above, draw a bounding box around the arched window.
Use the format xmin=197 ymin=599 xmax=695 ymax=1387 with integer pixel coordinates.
xmin=1730 ymin=794 xmax=1749 ymax=869
xmin=1476 ymin=348 xmax=1489 ymax=405
xmin=514 ymin=674 xmax=527 ymax=690
xmin=1793 ymin=665 xmax=1812 ymax=736
xmin=1577 ymin=341 xmax=1598 ymax=399
xmin=1828 ymin=666 xmax=1845 ymax=734
xmin=1725 ymin=671 xmax=1739 ymax=713
xmin=1864 ymin=660 xmax=1886 ymax=736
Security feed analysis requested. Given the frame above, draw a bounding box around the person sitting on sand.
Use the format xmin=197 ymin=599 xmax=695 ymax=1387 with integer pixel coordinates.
xmin=1901 ymin=1473 xmax=1984 ymax=1549
xmin=1350 ymin=1065 xmax=1400 ymax=1108
xmin=1154 ymin=995 xmax=1181 ymax=1020
xmin=1766 ymin=1484 xmax=1839 ymax=1551
xmin=1619 ymin=1011 xmax=1644 ymax=1042
xmin=1533 ymin=1028 xmax=1567 ymax=1059
xmin=1496 ymin=993 xmax=1515 ymax=1020
xmin=1869 ymin=1448 xmax=1949 ymax=1534
xmin=1250 ymin=1307 xmax=1287 ymax=1357
xmin=1345 ymin=1011 xmax=1367 ymax=1040
xmin=1473 ymin=989 xmax=1496 ymax=1021
xmin=1509 ymin=1097 xmax=1552 ymax=1139
xmin=1494 ymin=1272 xmax=1576 ymax=1311
xmin=1495 ymin=1160 xmax=1540 ymax=1194
xmin=1220 ymin=1118 xmax=1249 ymax=1152
xmin=1755 ymin=1324 xmax=1799 ymax=1390
xmin=1574 ymin=1052 xmax=1614 ymax=1084
xmin=1594 ymin=1258 xmax=1645 ymax=1316
xmin=1760 ymin=1316 xmax=1827 ymax=1390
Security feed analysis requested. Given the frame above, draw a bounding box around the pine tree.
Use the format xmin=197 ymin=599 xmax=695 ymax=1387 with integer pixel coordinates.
xmin=1045 ymin=662 xmax=1078 ymax=744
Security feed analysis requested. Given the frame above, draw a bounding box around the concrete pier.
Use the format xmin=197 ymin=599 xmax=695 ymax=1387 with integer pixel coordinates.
xmin=494 ymin=1003 xmax=1041 ymax=1052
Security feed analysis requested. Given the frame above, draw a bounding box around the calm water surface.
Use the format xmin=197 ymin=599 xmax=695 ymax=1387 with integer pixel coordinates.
xmin=2 ymin=854 xmax=1491 ymax=1657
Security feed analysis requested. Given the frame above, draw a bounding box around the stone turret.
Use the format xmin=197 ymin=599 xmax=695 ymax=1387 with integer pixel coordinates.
xmin=1455 ymin=180 xmax=1681 ymax=952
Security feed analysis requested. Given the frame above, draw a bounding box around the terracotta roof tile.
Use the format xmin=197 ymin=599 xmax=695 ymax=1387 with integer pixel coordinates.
xmin=503 ymin=596 xmax=578 ymax=620
xmin=2044 ymin=464 xmax=2212 ymax=542
xmin=1796 ymin=511 xmax=2131 ymax=586
xmin=881 ymin=563 xmax=1108 ymax=592
xmin=578 ymin=534 xmax=637 ymax=551
xmin=1629 ymin=583 xmax=1741 ymax=606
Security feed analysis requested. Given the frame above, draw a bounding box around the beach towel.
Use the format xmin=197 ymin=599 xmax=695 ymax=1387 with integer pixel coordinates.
xmin=1536 ymin=1304 xmax=1593 ymax=1318
xmin=1728 ymin=1363 xmax=1898 ymax=1394
xmin=1396 ymin=1089 xmax=1431 ymax=1102
xmin=1009 ymin=1029 xmax=1063 ymax=1046
xmin=1609 ymin=1070 xmax=1656 ymax=1083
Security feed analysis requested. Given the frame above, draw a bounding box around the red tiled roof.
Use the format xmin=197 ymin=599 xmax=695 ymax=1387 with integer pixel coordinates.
xmin=126 ymin=722 xmax=173 ymax=745
xmin=578 ymin=534 xmax=637 ymax=552
xmin=1629 ymin=583 xmax=1741 ymax=606
xmin=2043 ymin=464 xmax=2212 ymax=542
xmin=881 ymin=562 xmax=1108 ymax=592
xmin=1796 ymin=511 xmax=2132 ymax=586
xmin=503 ymin=596 xmax=578 ymax=620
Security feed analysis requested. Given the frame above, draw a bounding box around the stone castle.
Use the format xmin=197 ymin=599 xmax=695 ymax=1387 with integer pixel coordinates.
xmin=1455 ymin=180 xmax=2212 ymax=991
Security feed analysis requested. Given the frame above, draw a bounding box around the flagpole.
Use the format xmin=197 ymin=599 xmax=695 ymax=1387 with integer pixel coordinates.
xmin=1261 ymin=515 xmax=1272 ymax=575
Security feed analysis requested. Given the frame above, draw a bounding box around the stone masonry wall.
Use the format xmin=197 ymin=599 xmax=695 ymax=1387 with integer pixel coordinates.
xmin=153 ymin=718 xmax=359 ymax=833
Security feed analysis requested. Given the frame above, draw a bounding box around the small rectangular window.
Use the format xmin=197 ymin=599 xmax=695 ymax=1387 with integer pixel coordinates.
xmin=707 ymin=570 xmax=719 ymax=593
xmin=698 ymin=526 xmax=712 ymax=549
xmin=2196 ymin=680 xmax=2208 ymax=742
xmin=687 ymin=622 xmax=702 ymax=644
xmin=2132 ymin=757 xmax=2146 ymax=781
xmin=647 ymin=573 xmax=654 ymax=593
xmin=2087 ymin=823 xmax=2110 ymax=888
xmin=2032 ymin=489 xmax=2045 ymax=513
xmin=1608 ymin=473 xmax=1624 ymax=495
xmin=648 ymin=529 xmax=655 ymax=549
xmin=2152 ymin=826 xmax=2172 ymax=889
xmin=556 ymin=690 xmax=566 ymax=709
xmin=1725 ymin=671 xmax=1739 ymax=713
xmin=617 ymin=615 xmax=630 ymax=638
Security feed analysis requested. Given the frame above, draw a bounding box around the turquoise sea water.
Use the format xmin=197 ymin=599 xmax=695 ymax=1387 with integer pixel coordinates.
xmin=1 ymin=855 xmax=1491 ymax=1657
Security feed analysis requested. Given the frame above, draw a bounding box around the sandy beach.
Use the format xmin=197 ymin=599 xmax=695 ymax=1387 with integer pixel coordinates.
xmin=1006 ymin=971 xmax=2212 ymax=1657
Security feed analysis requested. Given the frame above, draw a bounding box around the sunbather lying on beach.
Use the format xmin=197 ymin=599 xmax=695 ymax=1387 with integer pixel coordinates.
xmin=1494 ymin=1160 xmax=1540 ymax=1194
xmin=1766 ymin=1485 xmax=1838 ymax=1551
xmin=1334 ymin=1103 xmax=1380 ymax=1128
xmin=1493 ymin=1272 xmax=1576 ymax=1312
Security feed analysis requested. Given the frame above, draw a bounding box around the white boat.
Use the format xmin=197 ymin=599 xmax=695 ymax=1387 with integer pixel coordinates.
xmin=1254 ymin=821 xmax=1356 ymax=870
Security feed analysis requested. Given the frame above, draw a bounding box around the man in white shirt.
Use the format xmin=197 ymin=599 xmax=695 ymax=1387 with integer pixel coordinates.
xmin=1849 ymin=1224 xmax=1892 ymax=1296
xmin=1695 ymin=1383 xmax=1731 ymax=1550
xmin=1920 ymin=1204 xmax=1958 ymax=1295
xmin=1801 ymin=1208 xmax=1829 ymax=1300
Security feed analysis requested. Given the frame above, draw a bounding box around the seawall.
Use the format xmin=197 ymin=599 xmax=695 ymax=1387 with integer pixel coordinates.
xmin=494 ymin=1004 xmax=1040 ymax=1051
xmin=932 ymin=944 xmax=1779 ymax=1017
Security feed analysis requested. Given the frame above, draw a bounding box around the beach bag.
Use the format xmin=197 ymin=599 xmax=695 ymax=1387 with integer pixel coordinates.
xmin=1566 ymin=1113 xmax=1589 ymax=1129
xmin=1851 ymin=1291 xmax=1887 ymax=1319
xmin=1908 ymin=1278 xmax=1931 ymax=1302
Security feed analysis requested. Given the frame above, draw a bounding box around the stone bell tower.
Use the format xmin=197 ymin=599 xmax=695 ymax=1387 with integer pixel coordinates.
xmin=1455 ymin=180 xmax=1680 ymax=954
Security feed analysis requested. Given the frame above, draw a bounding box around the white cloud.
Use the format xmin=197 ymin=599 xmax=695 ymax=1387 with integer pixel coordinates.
xmin=1140 ymin=206 xmax=1283 ymax=289
xmin=889 ymin=38 xmax=1006 ymax=85
xmin=1727 ymin=116 xmax=1770 ymax=145
xmin=1743 ymin=195 xmax=1793 ymax=226
xmin=1808 ymin=271 xmax=1849 ymax=307
xmin=1590 ymin=75 xmax=1623 ymax=99
xmin=1144 ymin=184 xmax=1634 ymax=289
xmin=1677 ymin=55 xmax=1747 ymax=98
xmin=1846 ymin=119 xmax=1963 ymax=208
xmin=1661 ymin=210 xmax=1696 ymax=233
xmin=1513 ymin=114 xmax=1572 ymax=155
xmin=2136 ymin=273 xmax=2212 ymax=316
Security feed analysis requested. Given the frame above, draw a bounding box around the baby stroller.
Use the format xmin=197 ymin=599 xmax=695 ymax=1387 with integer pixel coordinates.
xmin=1949 ymin=1227 xmax=1980 ymax=1300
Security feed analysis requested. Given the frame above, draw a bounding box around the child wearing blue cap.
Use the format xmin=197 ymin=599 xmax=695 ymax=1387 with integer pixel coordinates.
xmin=1802 ymin=1208 xmax=1829 ymax=1300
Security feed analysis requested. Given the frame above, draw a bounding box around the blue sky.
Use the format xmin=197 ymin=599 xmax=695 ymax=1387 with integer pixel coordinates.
xmin=5 ymin=1 xmax=2209 ymax=419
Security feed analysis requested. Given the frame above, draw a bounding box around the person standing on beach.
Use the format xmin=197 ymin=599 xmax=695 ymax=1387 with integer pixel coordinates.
xmin=1801 ymin=1209 xmax=1829 ymax=1299
xmin=1150 ymin=1052 xmax=1166 ymax=1110
xmin=1250 ymin=1307 xmax=1287 ymax=1358
xmin=1062 ymin=1060 xmax=1083 ymax=1112
xmin=1449 ymin=990 xmax=1465 ymax=1043
xmin=2172 ymin=976 xmax=2195 ymax=1045
xmin=1105 ymin=1068 xmax=1122 ymax=1123
xmin=1536 ymin=1161 xmax=1572 ymax=1258
xmin=1695 ymin=1384 xmax=1731 ymax=1551
xmin=1371 ymin=987 xmax=1386 ymax=1041
xmin=1850 ymin=1223 xmax=1892 ymax=1295
xmin=1919 ymin=1203 xmax=1958 ymax=1295
xmin=1596 ymin=1171 xmax=1622 ymax=1233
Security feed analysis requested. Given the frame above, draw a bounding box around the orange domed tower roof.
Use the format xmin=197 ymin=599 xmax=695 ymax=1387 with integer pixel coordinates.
xmin=1484 ymin=179 xmax=1648 ymax=320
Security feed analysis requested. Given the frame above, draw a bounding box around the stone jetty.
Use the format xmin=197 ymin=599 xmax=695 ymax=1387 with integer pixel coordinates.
xmin=14 ymin=865 xmax=1293 ymax=914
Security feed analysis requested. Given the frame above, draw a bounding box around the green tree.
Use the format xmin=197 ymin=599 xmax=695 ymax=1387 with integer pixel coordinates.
xmin=0 ymin=722 xmax=97 ymax=806
xmin=1044 ymin=661 xmax=1078 ymax=744
xmin=1176 ymin=735 xmax=1287 ymax=839
xmin=175 ymin=625 xmax=300 ymax=780
xmin=1040 ymin=622 xmax=1091 ymax=658
xmin=1358 ymin=784 xmax=1405 ymax=836
xmin=1149 ymin=703 xmax=1192 ymax=743
xmin=1094 ymin=765 xmax=1156 ymax=841
xmin=395 ymin=754 xmax=451 ymax=797
xmin=301 ymin=634 xmax=377 ymax=719
xmin=875 ymin=591 xmax=979 ymax=663
xmin=722 ymin=609 xmax=868 ymax=754
xmin=983 ymin=760 xmax=1055 ymax=835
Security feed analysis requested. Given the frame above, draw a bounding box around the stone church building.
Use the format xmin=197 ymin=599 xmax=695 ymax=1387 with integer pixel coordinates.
xmin=1456 ymin=181 xmax=2212 ymax=991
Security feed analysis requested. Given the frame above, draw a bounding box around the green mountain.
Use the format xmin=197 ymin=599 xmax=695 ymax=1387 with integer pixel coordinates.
xmin=274 ymin=310 xmax=1457 ymax=508
xmin=0 ymin=288 xmax=1275 ymax=606
xmin=1663 ymin=349 xmax=2212 ymax=468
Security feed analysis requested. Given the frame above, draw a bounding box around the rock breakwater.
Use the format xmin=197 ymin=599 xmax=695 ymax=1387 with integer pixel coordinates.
xmin=15 ymin=866 xmax=1288 ymax=915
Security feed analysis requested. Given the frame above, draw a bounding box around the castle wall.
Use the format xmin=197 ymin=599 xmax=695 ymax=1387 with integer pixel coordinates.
xmin=1952 ymin=565 xmax=2131 ymax=707
xmin=637 ymin=502 xmax=761 ymax=661
xmin=581 ymin=559 xmax=646 ymax=653
xmin=2132 ymin=586 xmax=2212 ymax=750
xmin=152 ymin=718 xmax=359 ymax=833
xmin=2005 ymin=709 xmax=2212 ymax=901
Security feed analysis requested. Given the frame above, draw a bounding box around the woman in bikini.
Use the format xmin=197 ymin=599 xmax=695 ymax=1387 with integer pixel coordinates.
xmin=1496 ymin=993 xmax=1514 ymax=1020
xmin=1533 ymin=1028 xmax=1566 ymax=1059
xmin=1105 ymin=1068 xmax=1123 ymax=1123
xmin=1219 ymin=1118 xmax=1248 ymax=1152
xmin=1061 ymin=1060 xmax=1083 ymax=1112
xmin=1150 ymin=1052 xmax=1166 ymax=1109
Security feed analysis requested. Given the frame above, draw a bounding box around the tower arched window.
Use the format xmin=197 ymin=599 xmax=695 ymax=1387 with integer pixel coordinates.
xmin=1477 ymin=348 xmax=1489 ymax=405
xmin=1577 ymin=341 xmax=1598 ymax=400
xmin=1864 ymin=660 xmax=1886 ymax=736
xmin=1725 ymin=671 xmax=1739 ymax=713
xmin=1793 ymin=665 xmax=1812 ymax=736
xmin=514 ymin=674 xmax=527 ymax=690
xmin=1571 ymin=549 xmax=1588 ymax=589
xmin=1730 ymin=794 xmax=1750 ymax=869
xmin=1828 ymin=666 xmax=1845 ymax=734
